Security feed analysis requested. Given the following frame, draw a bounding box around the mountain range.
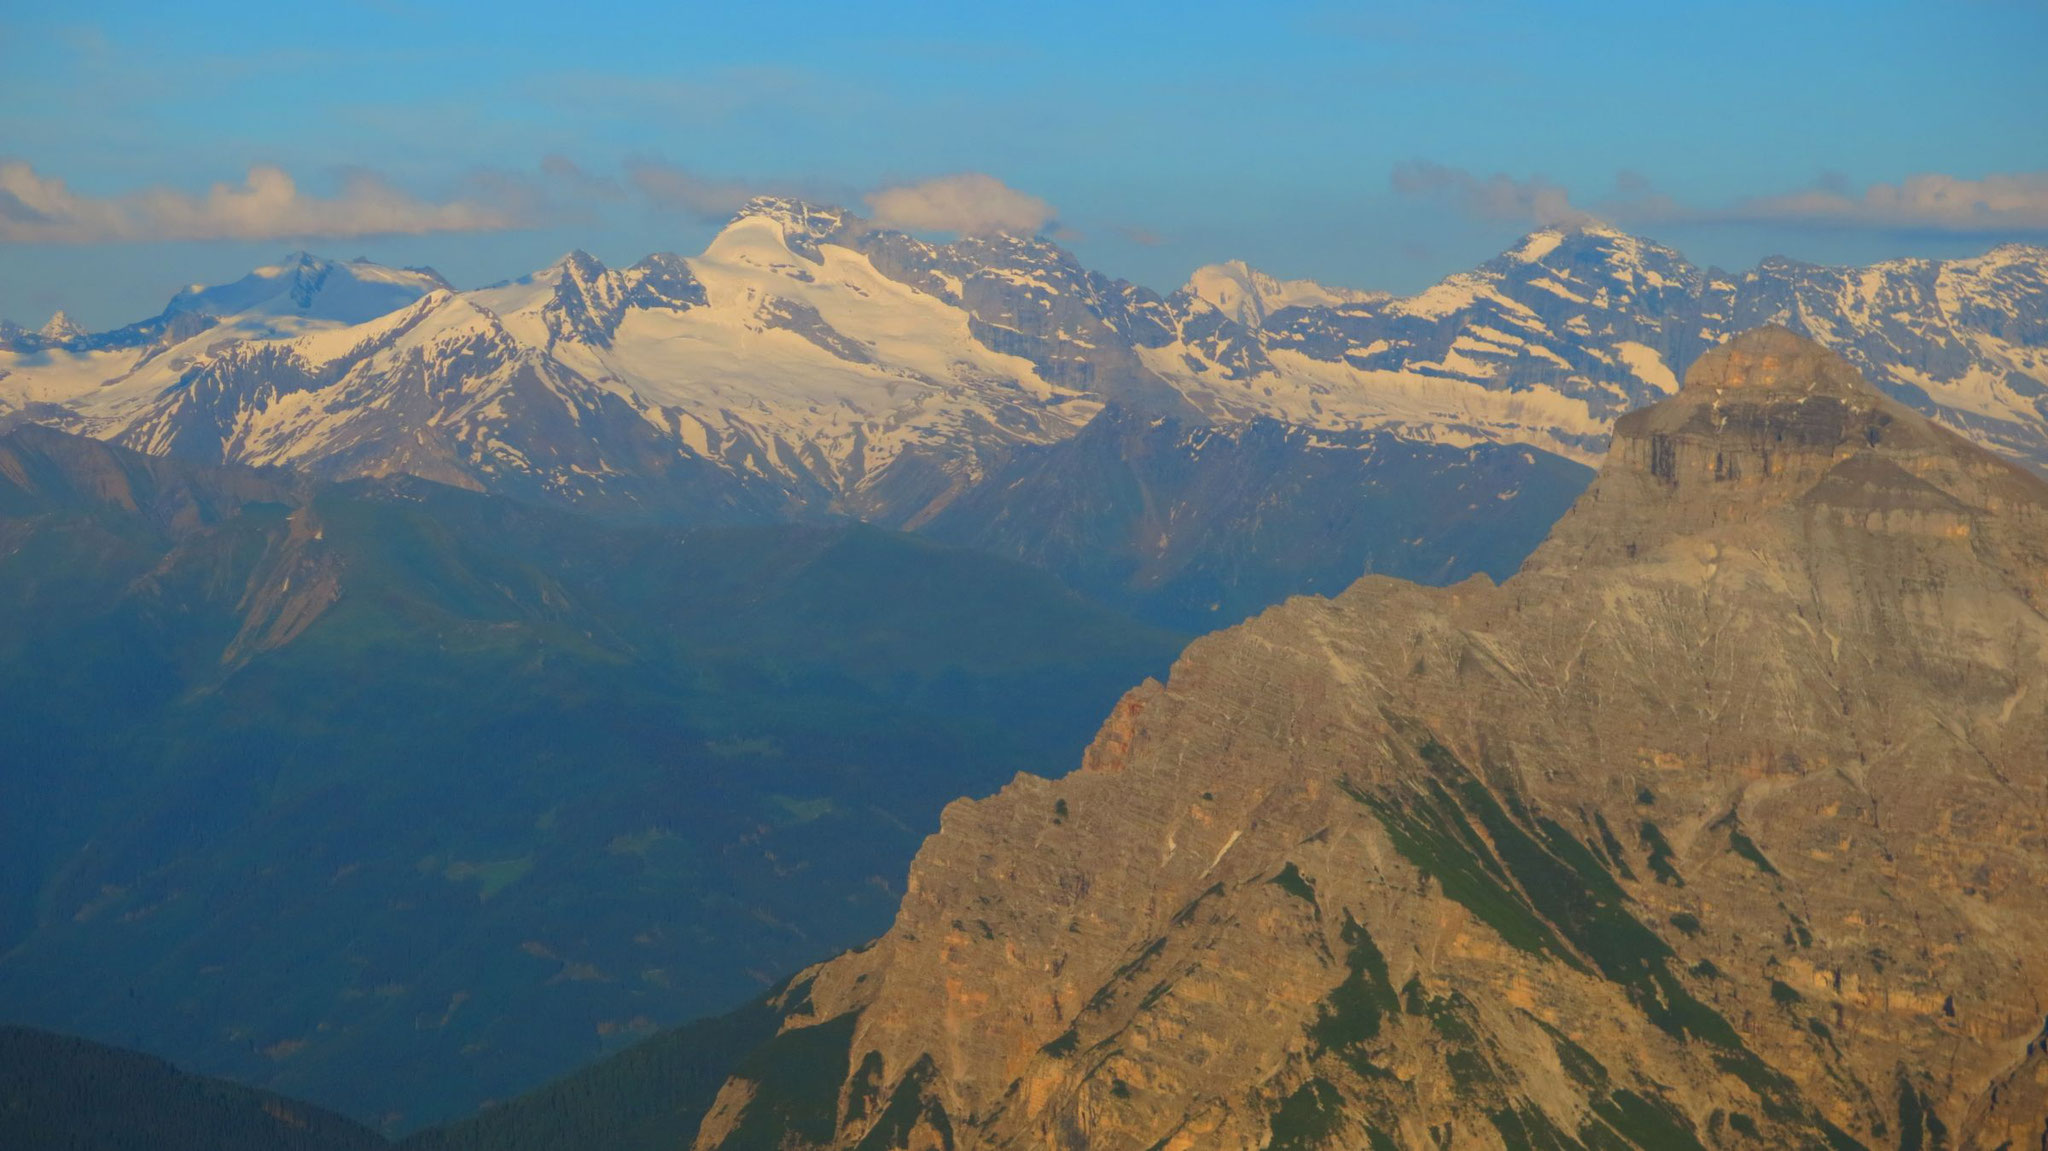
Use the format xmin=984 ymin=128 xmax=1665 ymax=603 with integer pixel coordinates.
xmin=7 ymin=210 xmax=2047 ymax=482
xmin=7 ymin=203 xmax=2048 ymax=1148
xmin=0 ymin=203 xmax=1695 ymax=626
xmin=666 ymin=327 xmax=2048 ymax=1149
xmin=115 ymin=325 xmax=2044 ymax=1151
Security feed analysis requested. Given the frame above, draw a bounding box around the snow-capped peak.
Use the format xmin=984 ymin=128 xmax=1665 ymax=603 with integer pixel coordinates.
xmin=1977 ymin=242 xmax=2048 ymax=267
xmin=1489 ymin=226 xmax=1698 ymax=303
xmin=1184 ymin=260 xmax=1382 ymax=328
xmin=535 ymin=250 xmax=634 ymax=347
xmin=730 ymin=195 xmax=852 ymax=233
xmin=1504 ymin=222 xmax=1666 ymax=264
xmin=162 ymin=253 xmax=447 ymax=327
xmin=719 ymin=197 xmax=858 ymax=264
xmin=38 ymin=310 xmax=87 ymax=343
xmin=548 ymin=249 xmax=609 ymax=280
xmin=5 ymin=214 xmax=2046 ymax=538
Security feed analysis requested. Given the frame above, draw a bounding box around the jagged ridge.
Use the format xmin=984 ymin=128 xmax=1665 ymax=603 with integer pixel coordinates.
xmin=4 ymin=212 xmax=2046 ymax=534
xmin=681 ymin=328 xmax=2048 ymax=1150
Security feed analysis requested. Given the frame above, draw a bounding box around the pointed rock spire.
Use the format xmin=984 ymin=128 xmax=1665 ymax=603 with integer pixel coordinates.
xmin=551 ymin=249 xmax=608 ymax=280
xmin=38 ymin=310 xmax=87 ymax=343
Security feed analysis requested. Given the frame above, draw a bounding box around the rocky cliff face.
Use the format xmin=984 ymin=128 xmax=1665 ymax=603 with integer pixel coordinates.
xmin=687 ymin=327 xmax=2048 ymax=1150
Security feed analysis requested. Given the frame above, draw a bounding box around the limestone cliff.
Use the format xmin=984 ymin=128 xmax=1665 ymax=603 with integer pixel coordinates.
xmin=690 ymin=327 xmax=2048 ymax=1150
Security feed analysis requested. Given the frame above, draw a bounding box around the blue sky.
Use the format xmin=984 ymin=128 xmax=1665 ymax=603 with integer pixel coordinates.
xmin=4 ymin=0 xmax=2046 ymax=327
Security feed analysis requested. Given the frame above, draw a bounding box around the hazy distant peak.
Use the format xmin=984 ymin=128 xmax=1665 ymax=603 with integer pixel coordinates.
xmin=161 ymin=252 xmax=445 ymax=326
xmin=1183 ymin=259 xmax=1383 ymax=328
xmin=1503 ymin=222 xmax=1679 ymax=264
xmin=499 ymin=250 xmax=606 ymax=295
xmin=38 ymin=309 xmax=87 ymax=343
xmin=629 ymin=250 xmax=690 ymax=272
xmin=549 ymin=248 xmax=608 ymax=277
xmin=1976 ymin=241 xmax=2048 ymax=266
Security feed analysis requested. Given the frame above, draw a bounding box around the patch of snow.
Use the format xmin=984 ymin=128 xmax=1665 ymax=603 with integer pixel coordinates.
xmin=1613 ymin=342 xmax=1678 ymax=394
xmin=1526 ymin=277 xmax=1590 ymax=304
xmin=1508 ymin=231 xmax=1564 ymax=263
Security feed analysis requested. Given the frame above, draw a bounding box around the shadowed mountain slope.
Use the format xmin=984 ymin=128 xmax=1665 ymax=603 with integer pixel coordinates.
xmin=397 ymin=992 xmax=783 ymax=1151
xmin=0 ymin=1026 xmax=387 ymax=1151
xmin=0 ymin=427 xmax=1184 ymax=1131
xmin=923 ymin=408 xmax=1589 ymax=631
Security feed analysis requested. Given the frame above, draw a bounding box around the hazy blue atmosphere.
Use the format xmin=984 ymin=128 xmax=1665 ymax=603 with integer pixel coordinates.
xmin=4 ymin=0 xmax=2045 ymax=327
xmin=9 ymin=4 xmax=2048 ymax=1145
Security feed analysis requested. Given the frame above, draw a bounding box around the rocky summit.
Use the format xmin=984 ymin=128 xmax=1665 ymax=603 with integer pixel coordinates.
xmin=684 ymin=327 xmax=2048 ymax=1150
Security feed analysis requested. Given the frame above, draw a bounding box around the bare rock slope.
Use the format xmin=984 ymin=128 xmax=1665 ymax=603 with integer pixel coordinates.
xmin=688 ymin=327 xmax=2048 ymax=1150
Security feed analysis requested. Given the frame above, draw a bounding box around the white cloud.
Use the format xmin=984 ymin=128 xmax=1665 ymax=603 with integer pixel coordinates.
xmin=0 ymin=158 xmax=1063 ymax=243
xmin=1393 ymin=161 xmax=2048 ymax=236
xmin=0 ymin=161 xmax=524 ymax=244
xmin=1725 ymin=172 xmax=2048 ymax=233
xmin=864 ymin=173 xmax=1054 ymax=236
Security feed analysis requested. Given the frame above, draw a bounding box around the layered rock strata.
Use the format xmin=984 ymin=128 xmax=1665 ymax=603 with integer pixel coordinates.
xmin=690 ymin=327 xmax=2048 ymax=1150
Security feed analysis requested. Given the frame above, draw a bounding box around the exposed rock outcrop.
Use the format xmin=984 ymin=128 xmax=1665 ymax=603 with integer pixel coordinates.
xmin=689 ymin=327 xmax=2048 ymax=1150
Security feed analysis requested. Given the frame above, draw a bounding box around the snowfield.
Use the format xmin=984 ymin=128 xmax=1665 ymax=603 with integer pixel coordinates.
xmin=5 ymin=203 xmax=2045 ymax=521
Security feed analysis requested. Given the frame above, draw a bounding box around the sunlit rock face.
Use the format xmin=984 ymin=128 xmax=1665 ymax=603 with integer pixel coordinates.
xmin=689 ymin=328 xmax=2048 ymax=1151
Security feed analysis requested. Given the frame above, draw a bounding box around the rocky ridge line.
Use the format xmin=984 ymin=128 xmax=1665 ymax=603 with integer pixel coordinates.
xmin=686 ymin=326 xmax=2048 ymax=1150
